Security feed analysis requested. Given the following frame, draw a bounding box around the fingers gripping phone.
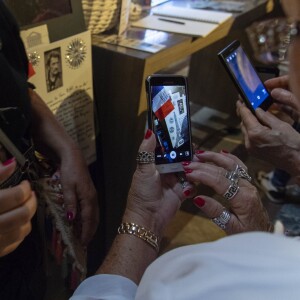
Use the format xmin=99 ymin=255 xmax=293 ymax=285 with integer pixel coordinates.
xmin=218 ymin=40 xmax=273 ymax=113
xmin=146 ymin=74 xmax=193 ymax=174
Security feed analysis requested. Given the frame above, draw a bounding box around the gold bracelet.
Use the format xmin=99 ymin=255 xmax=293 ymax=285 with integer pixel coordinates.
xmin=118 ymin=222 xmax=159 ymax=252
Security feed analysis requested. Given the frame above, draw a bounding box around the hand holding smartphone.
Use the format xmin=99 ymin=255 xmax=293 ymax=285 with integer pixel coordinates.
xmin=218 ymin=40 xmax=273 ymax=113
xmin=146 ymin=74 xmax=193 ymax=174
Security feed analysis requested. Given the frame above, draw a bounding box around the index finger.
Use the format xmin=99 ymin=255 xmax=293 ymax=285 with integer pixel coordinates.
xmin=264 ymin=75 xmax=289 ymax=90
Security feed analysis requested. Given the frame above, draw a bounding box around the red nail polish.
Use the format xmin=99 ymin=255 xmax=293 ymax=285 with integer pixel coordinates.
xmin=3 ymin=157 xmax=15 ymax=166
xmin=145 ymin=129 xmax=152 ymax=139
xmin=66 ymin=211 xmax=74 ymax=221
xmin=184 ymin=190 xmax=191 ymax=197
xmin=193 ymin=196 xmax=205 ymax=208
xmin=182 ymin=161 xmax=191 ymax=166
xmin=184 ymin=169 xmax=193 ymax=174
xmin=196 ymin=150 xmax=205 ymax=154
xmin=221 ymin=149 xmax=229 ymax=154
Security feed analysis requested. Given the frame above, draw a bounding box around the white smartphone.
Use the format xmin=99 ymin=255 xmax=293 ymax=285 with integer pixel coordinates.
xmin=146 ymin=74 xmax=193 ymax=174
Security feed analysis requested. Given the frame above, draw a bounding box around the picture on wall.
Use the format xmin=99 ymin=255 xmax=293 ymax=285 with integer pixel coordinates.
xmin=4 ymin=0 xmax=72 ymax=27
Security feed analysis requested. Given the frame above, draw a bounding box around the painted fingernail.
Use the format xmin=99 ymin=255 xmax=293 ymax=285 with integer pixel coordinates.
xmin=3 ymin=157 xmax=15 ymax=166
xmin=195 ymin=150 xmax=205 ymax=154
xmin=221 ymin=149 xmax=229 ymax=154
xmin=184 ymin=168 xmax=193 ymax=174
xmin=144 ymin=129 xmax=152 ymax=139
xmin=193 ymin=196 xmax=205 ymax=208
xmin=184 ymin=190 xmax=191 ymax=197
xmin=66 ymin=211 xmax=74 ymax=221
xmin=182 ymin=161 xmax=191 ymax=166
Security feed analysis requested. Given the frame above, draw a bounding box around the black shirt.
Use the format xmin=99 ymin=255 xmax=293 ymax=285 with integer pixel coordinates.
xmin=0 ymin=2 xmax=46 ymax=299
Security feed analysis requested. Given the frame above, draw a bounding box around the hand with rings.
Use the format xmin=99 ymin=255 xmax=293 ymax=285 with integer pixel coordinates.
xmin=182 ymin=150 xmax=272 ymax=234
xmin=126 ymin=129 xmax=196 ymax=236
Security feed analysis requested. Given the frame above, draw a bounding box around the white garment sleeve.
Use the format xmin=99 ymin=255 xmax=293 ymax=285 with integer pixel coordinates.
xmin=70 ymin=274 xmax=137 ymax=300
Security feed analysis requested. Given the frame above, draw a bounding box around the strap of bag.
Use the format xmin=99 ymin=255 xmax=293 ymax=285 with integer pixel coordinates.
xmin=0 ymin=128 xmax=38 ymax=188
xmin=0 ymin=128 xmax=26 ymax=166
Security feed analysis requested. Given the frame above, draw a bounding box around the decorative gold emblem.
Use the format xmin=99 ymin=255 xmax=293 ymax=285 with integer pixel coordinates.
xmin=28 ymin=51 xmax=40 ymax=67
xmin=65 ymin=39 xmax=87 ymax=69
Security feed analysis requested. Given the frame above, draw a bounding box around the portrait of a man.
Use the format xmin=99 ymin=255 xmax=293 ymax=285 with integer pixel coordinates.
xmin=45 ymin=48 xmax=63 ymax=92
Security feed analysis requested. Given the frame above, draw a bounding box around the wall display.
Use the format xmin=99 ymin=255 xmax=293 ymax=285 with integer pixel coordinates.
xmin=5 ymin=0 xmax=85 ymax=41
xmin=4 ymin=0 xmax=72 ymax=26
xmin=22 ymin=30 xmax=96 ymax=164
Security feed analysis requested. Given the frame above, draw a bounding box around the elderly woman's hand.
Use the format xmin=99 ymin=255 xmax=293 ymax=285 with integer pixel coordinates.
xmin=182 ymin=150 xmax=271 ymax=234
xmin=123 ymin=129 xmax=195 ymax=236
xmin=237 ymin=101 xmax=300 ymax=177
xmin=0 ymin=160 xmax=37 ymax=256
xmin=264 ymin=75 xmax=300 ymax=123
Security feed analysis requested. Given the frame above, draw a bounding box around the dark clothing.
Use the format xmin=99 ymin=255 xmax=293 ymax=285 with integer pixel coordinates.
xmin=0 ymin=0 xmax=31 ymax=151
xmin=0 ymin=1 xmax=46 ymax=299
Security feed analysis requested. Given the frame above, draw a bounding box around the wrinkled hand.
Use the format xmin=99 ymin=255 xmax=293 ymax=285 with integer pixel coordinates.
xmin=124 ymin=130 xmax=195 ymax=235
xmin=0 ymin=160 xmax=37 ymax=256
xmin=270 ymin=88 xmax=300 ymax=123
xmin=237 ymin=100 xmax=300 ymax=176
xmin=183 ymin=150 xmax=271 ymax=234
xmin=264 ymin=75 xmax=300 ymax=122
xmin=60 ymin=150 xmax=99 ymax=246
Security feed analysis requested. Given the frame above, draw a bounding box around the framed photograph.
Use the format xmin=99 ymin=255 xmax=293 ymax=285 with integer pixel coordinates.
xmin=4 ymin=0 xmax=86 ymax=42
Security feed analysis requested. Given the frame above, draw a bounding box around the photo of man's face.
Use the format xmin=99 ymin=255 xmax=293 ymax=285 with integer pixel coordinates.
xmin=49 ymin=56 xmax=60 ymax=77
xmin=45 ymin=48 xmax=63 ymax=92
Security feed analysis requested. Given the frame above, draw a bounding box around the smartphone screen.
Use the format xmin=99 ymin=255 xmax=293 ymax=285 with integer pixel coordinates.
xmin=218 ymin=40 xmax=273 ymax=112
xmin=146 ymin=75 xmax=192 ymax=173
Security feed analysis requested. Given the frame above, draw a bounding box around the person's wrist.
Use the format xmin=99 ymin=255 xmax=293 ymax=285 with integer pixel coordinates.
xmin=58 ymin=143 xmax=83 ymax=164
xmin=122 ymin=207 xmax=163 ymax=237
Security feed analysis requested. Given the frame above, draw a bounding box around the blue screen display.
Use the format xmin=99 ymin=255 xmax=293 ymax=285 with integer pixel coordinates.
xmin=226 ymin=46 xmax=269 ymax=109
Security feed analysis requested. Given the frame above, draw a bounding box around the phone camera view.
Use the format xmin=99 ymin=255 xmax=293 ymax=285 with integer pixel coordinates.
xmin=150 ymin=85 xmax=190 ymax=164
xmin=226 ymin=46 xmax=269 ymax=109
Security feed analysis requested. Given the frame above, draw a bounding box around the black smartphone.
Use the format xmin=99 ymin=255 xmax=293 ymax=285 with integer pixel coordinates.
xmin=218 ymin=40 xmax=273 ymax=113
xmin=146 ymin=74 xmax=193 ymax=174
